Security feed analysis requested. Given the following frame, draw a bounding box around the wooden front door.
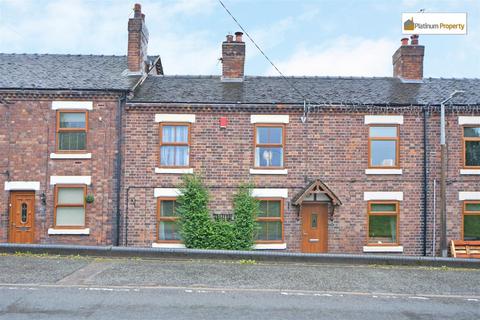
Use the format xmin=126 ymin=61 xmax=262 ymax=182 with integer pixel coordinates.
xmin=9 ymin=191 xmax=35 ymax=243
xmin=301 ymin=204 xmax=328 ymax=253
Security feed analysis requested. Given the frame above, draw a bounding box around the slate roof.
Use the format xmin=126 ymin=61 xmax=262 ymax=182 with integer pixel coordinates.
xmin=0 ymin=53 xmax=144 ymax=91
xmin=2 ymin=53 xmax=478 ymax=105
xmin=131 ymin=75 xmax=480 ymax=105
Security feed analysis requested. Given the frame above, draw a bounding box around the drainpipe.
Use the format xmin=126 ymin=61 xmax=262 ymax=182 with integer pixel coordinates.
xmin=114 ymin=93 xmax=126 ymax=246
xmin=439 ymin=90 xmax=464 ymax=257
xmin=422 ymin=106 xmax=428 ymax=256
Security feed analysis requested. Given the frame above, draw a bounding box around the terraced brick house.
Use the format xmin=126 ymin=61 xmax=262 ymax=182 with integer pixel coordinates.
xmin=0 ymin=4 xmax=162 ymax=246
xmin=1 ymin=4 xmax=480 ymax=255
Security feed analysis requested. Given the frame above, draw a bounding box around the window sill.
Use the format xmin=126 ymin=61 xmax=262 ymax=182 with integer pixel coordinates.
xmin=152 ymin=243 xmax=186 ymax=249
xmin=155 ymin=168 xmax=194 ymax=174
xmin=362 ymin=245 xmax=403 ymax=253
xmin=460 ymin=169 xmax=480 ymax=175
xmin=253 ymin=243 xmax=287 ymax=250
xmin=50 ymin=153 xmax=92 ymax=160
xmin=249 ymin=169 xmax=288 ymax=175
xmin=48 ymin=228 xmax=90 ymax=235
xmin=365 ymin=169 xmax=402 ymax=175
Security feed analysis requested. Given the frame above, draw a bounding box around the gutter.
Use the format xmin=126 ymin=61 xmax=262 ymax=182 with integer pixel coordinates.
xmin=126 ymin=101 xmax=431 ymax=107
xmin=0 ymin=87 xmax=131 ymax=93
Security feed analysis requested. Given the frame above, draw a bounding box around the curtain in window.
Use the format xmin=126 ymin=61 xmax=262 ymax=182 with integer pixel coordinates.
xmin=175 ymin=126 xmax=188 ymax=143
xmin=161 ymin=146 xmax=174 ymax=166
xmin=162 ymin=126 xmax=175 ymax=143
xmin=390 ymin=218 xmax=396 ymax=242
xmin=175 ymin=146 xmax=189 ymax=166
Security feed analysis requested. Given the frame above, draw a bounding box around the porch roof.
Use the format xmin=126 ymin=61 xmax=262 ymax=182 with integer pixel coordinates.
xmin=292 ymin=179 xmax=342 ymax=206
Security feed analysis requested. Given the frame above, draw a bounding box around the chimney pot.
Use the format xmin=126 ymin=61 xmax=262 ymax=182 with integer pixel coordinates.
xmin=410 ymin=34 xmax=419 ymax=45
xmin=226 ymin=34 xmax=233 ymax=42
xmin=133 ymin=3 xmax=142 ymax=18
xmin=401 ymin=38 xmax=409 ymax=46
xmin=235 ymin=31 xmax=243 ymax=42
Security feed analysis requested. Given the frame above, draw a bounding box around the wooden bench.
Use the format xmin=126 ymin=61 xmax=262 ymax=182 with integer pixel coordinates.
xmin=450 ymin=240 xmax=480 ymax=259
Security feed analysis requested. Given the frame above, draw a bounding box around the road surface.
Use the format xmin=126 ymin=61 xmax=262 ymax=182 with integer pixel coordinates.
xmin=0 ymin=254 xmax=478 ymax=319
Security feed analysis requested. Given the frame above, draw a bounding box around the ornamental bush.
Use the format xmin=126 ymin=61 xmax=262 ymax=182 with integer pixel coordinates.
xmin=177 ymin=174 xmax=258 ymax=250
xmin=176 ymin=174 xmax=213 ymax=249
xmin=232 ymin=183 xmax=259 ymax=250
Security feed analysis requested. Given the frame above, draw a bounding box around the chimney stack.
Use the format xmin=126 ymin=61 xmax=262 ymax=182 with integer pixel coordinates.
xmin=221 ymin=31 xmax=245 ymax=82
xmin=127 ymin=3 xmax=149 ymax=74
xmin=392 ymin=34 xmax=425 ymax=81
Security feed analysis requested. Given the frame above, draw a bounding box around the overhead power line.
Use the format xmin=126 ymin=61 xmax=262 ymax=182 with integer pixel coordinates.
xmin=217 ymin=0 xmax=309 ymax=102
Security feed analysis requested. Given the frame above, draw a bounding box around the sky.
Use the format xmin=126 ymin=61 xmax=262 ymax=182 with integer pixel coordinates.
xmin=0 ymin=0 xmax=479 ymax=78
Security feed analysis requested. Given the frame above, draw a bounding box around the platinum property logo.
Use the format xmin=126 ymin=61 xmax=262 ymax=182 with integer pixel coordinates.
xmin=402 ymin=13 xmax=467 ymax=35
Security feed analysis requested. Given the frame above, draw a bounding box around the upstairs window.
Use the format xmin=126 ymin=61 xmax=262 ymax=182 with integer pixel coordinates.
xmin=157 ymin=198 xmax=181 ymax=242
xmin=369 ymin=126 xmax=399 ymax=168
xmin=255 ymin=199 xmax=283 ymax=242
xmin=159 ymin=123 xmax=190 ymax=167
xmin=254 ymin=125 xmax=284 ymax=168
xmin=56 ymin=111 xmax=87 ymax=152
xmin=463 ymin=202 xmax=480 ymax=241
xmin=463 ymin=127 xmax=480 ymax=168
xmin=367 ymin=202 xmax=398 ymax=245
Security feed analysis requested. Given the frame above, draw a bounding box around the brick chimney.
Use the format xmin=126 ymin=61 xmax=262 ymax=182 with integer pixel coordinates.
xmin=127 ymin=3 xmax=149 ymax=74
xmin=392 ymin=35 xmax=425 ymax=81
xmin=221 ymin=31 xmax=245 ymax=82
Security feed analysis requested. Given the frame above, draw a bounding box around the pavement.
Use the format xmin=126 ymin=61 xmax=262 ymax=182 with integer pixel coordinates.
xmin=0 ymin=254 xmax=479 ymax=319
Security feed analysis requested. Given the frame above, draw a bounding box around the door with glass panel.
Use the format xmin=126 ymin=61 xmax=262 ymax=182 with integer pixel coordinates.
xmin=301 ymin=204 xmax=328 ymax=253
xmin=9 ymin=191 xmax=35 ymax=243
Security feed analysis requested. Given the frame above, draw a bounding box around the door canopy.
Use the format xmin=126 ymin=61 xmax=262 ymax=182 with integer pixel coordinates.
xmin=292 ymin=179 xmax=342 ymax=206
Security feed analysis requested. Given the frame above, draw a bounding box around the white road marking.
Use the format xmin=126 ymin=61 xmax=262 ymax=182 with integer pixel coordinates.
xmin=78 ymin=287 xmax=131 ymax=292
xmin=0 ymin=283 xmax=479 ymax=302
xmin=408 ymin=296 xmax=429 ymax=300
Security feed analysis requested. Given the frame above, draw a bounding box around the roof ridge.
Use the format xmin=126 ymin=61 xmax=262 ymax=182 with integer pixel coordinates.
xmin=144 ymin=74 xmax=480 ymax=81
xmin=0 ymin=53 xmax=127 ymax=57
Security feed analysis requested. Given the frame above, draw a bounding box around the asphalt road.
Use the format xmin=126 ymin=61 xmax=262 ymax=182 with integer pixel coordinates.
xmin=0 ymin=254 xmax=479 ymax=319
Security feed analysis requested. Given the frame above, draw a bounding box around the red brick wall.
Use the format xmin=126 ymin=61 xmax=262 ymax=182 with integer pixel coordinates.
xmin=127 ymin=5 xmax=148 ymax=73
xmin=392 ymin=45 xmax=425 ymax=80
xmin=122 ymin=105 xmax=479 ymax=255
xmin=222 ymin=41 xmax=245 ymax=79
xmin=424 ymin=112 xmax=480 ymax=256
xmin=0 ymin=93 xmax=121 ymax=245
